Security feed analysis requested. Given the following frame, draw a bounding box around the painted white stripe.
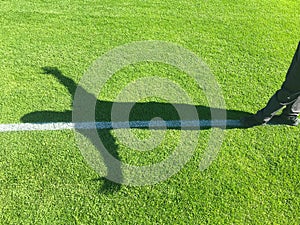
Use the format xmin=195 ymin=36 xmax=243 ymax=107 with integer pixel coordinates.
xmin=0 ymin=120 xmax=242 ymax=133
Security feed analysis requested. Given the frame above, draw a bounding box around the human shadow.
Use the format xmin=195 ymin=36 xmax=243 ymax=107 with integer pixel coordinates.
xmin=21 ymin=67 xmax=251 ymax=193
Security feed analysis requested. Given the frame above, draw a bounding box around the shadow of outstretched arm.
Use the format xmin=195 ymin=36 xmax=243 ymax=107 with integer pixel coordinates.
xmin=23 ymin=67 xmax=122 ymax=194
xmin=42 ymin=66 xmax=77 ymax=100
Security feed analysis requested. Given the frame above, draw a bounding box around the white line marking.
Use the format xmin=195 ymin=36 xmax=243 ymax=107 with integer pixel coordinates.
xmin=0 ymin=120 xmax=242 ymax=132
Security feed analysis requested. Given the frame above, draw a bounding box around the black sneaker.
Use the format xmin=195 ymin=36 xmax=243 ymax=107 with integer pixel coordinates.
xmin=269 ymin=115 xmax=299 ymax=126
xmin=240 ymin=115 xmax=265 ymax=128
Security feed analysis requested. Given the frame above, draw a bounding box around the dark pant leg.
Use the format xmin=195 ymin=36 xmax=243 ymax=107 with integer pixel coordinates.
xmin=256 ymin=42 xmax=300 ymax=122
xmin=256 ymin=90 xmax=286 ymax=123
xmin=282 ymin=41 xmax=300 ymax=92
xmin=280 ymin=41 xmax=300 ymax=118
xmin=282 ymin=95 xmax=300 ymax=117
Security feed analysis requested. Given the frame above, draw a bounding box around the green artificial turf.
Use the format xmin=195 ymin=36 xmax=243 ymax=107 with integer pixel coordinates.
xmin=0 ymin=0 xmax=300 ymax=224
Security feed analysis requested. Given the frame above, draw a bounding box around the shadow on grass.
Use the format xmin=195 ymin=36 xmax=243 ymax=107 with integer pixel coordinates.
xmin=21 ymin=67 xmax=251 ymax=194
